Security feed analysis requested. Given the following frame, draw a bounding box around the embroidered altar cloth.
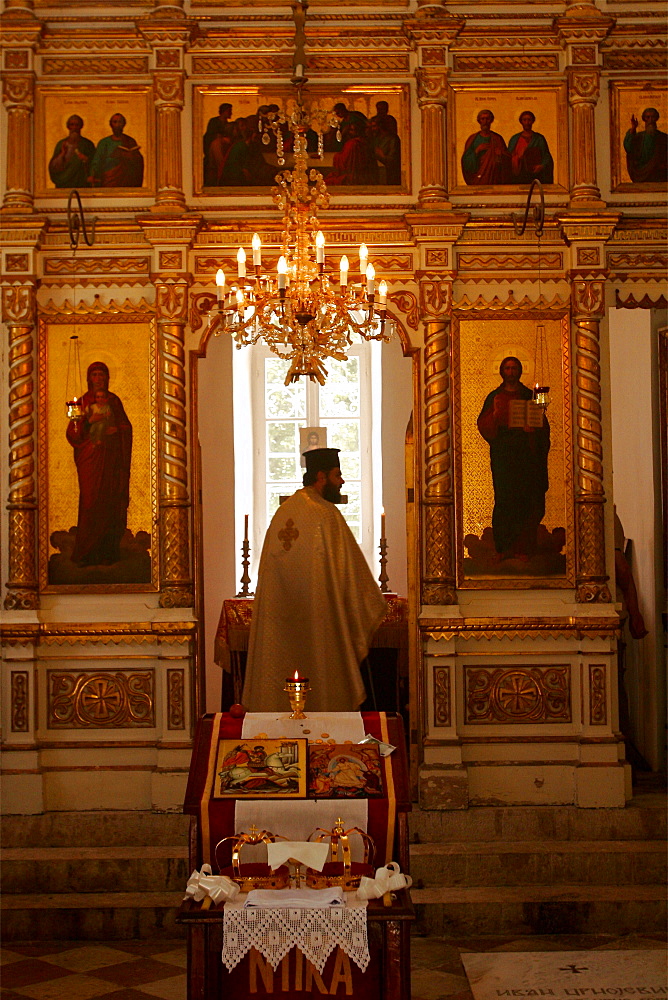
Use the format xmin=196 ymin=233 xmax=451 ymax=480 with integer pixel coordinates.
xmin=222 ymin=893 xmax=370 ymax=974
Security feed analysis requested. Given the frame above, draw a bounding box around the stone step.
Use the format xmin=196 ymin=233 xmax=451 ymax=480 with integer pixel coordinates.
xmin=409 ymin=840 xmax=666 ymax=888
xmin=0 ymin=891 xmax=186 ymax=942
xmin=410 ymin=799 xmax=667 ymax=845
xmin=411 ymin=884 xmax=667 ymax=937
xmin=0 ymin=811 xmax=191 ymax=848
xmin=0 ymin=845 xmax=190 ymax=894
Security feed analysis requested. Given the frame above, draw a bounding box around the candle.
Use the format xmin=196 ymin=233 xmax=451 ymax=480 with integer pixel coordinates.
xmin=286 ymin=671 xmax=309 ymax=684
xmin=381 ymin=508 xmax=386 ymax=540
xmin=366 ymin=263 xmax=375 ymax=296
xmin=295 ymin=63 xmax=304 ymax=77
xmin=339 ymin=255 xmax=349 ymax=287
xmin=251 ymin=233 xmax=262 ymax=266
xmin=316 ymin=231 xmax=325 ymax=264
xmin=277 ymin=256 xmax=288 ymax=290
xmin=359 ymin=243 xmax=368 ymax=275
xmin=378 ymin=279 xmax=387 ymax=307
xmin=244 ymin=513 xmax=248 ymax=540
xmin=237 ymin=247 xmax=246 ymax=278
xmin=216 ymin=268 xmax=226 ymax=302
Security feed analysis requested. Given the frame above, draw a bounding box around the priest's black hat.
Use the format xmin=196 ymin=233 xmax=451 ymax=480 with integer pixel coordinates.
xmin=302 ymin=447 xmax=341 ymax=476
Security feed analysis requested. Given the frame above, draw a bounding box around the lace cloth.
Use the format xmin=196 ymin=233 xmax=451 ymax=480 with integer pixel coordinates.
xmin=222 ymin=895 xmax=369 ymax=974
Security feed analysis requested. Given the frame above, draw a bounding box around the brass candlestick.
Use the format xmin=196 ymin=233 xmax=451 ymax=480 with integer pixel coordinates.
xmin=378 ymin=510 xmax=390 ymax=593
xmin=284 ymin=673 xmax=310 ymax=719
xmin=236 ymin=513 xmax=253 ymax=597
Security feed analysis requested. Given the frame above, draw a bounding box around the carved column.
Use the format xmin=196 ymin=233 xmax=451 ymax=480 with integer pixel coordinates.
xmin=571 ymin=277 xmax=611 ymax=603
xmin=415 ymin=68 xmax=448 ymax=206
xmin=3 ymin=283 xmax=39 ymax=609
xmin=420 ymin=278 xmax=455 ymax=605
xmin=153 ymin=68 xmax=186 ymax=211
xmin=568 ymin=69 xmax=602 ymax=204
xmin=2 ymin=72 xmax=34 ymax=213
xmin=155 ymin=278 xmax=193 ymax=608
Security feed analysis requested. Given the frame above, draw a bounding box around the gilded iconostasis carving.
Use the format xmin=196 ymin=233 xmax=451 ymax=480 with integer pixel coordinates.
xmin=1 ymin=0 xmax=665 ymax=812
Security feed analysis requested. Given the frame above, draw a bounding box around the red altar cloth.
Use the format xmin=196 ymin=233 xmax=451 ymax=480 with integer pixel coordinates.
xmin=183 ymin=712 xmax=411 ymax=874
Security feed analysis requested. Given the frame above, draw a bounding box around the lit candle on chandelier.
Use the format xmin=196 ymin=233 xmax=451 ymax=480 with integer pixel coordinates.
xmin=235 ymin=288 xmax=245 ymax=315
xmin=277 ymin=256 xmax=288 ymax=291
xmin=339 ymin=255 xmax=349 ymax=287
xmin=378 ymin=280 xmax=387 ymax=308
xmin=216 ymin=268 xmax=226 ymax=303
xmin=359 ymin=243 xmax=368 ymax=276
xmin=252 ymin=233 xmax=262 ymax=267
xmin=315 ymin=230 xmax=325 ymax=265
xmin=237 ymin=247 xmax=247 ymax=278
xmin=366 ymin=263 xmax=375 ymax=296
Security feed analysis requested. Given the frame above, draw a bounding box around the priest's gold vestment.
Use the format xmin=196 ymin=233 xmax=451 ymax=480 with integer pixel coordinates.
xmin=242 ymin=487 xmax=387 ymax=712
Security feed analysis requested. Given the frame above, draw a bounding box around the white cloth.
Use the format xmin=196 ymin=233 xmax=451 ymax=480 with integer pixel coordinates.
xmin=242 ymin=711 xmax=365 ymax=743
xmin=184 ymin=865 xmax=240 ymax=905
xmin=245 ymin=886 xmax=344 ymax=908
xmin=266 ymin=841 xmax=329 ymax=872
xmin=222 ymin=894 xmax=369 ymax=973
xmin=236 ymin=712 xmax=368 ymax=854
xmin=356 ymin=862 xmax=412 ymax=900
xmin=242 ymin=487 xmax=386 ymax=712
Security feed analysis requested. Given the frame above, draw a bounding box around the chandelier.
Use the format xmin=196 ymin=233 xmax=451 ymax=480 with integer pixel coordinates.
xmin=209 ymin=2 xmax=394 ymax=386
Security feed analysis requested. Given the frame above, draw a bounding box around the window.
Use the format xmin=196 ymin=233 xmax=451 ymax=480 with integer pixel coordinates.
xmin=234 ymin=339 xmax=381 ymax=577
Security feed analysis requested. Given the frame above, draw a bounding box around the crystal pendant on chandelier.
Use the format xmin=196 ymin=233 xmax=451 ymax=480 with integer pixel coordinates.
xmin=208 ymin=2 xmax=394 ymax=385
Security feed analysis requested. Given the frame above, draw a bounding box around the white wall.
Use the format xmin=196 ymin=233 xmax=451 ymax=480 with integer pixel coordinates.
xmin=381 ymin=336 xmax=414 ymax=598
xmin=609 ymin=307 xmax=667 ymax=771
xmin=197 ymin=334 xmax=236 ymax=713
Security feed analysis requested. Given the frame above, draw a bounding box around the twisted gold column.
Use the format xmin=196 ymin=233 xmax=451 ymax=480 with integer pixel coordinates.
xmin=155 ymin=279 xmax=192 ymax=608
xmin=3 ymin=284 xmax=38 ymax=609
xmin=2 ymin=74 xmax=34 ymax=213
xmin=416 ymin=69 xmax=448 ymax=206
xmin=421 ymin=279 xmax=455 ymax=605
xmin=153 ymin=72 xmax=186 ymax=211
xmin=568 ymin=70 xmax=601 ymax=204
xmin=572 ymin=278 xmax=611 ymax=603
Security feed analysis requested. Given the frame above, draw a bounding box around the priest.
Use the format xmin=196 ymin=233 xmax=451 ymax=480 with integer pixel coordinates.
xmin=242 ymin=448 xmax=386 ymax=712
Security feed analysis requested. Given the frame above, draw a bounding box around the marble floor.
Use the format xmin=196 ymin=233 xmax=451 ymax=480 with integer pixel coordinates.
xmin=0 ymin=934 xmax=665 ymax=1000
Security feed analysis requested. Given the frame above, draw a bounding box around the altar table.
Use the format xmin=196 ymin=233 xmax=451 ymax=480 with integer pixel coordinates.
xmin=179 ymin=711 xmax=413 ymax=999
xmin=214 ymin=593 xmax=409 ymax=712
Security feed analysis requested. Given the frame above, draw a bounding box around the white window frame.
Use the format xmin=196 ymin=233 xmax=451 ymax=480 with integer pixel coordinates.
xmin=233 ymin=340 xmax=382 ymax=582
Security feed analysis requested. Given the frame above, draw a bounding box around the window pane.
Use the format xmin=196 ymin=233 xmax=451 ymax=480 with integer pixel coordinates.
xmin=340 ymin=484 xmax=361 ymax=541
xmin=322 ymin=419 xmax=360 ymax=454
xmin=268 ymin=456 xmax=300 ymax=481
xmin=268 ymin=421 xmax=298 ymax=454
xmin=320 ymin=357 xmax=360 ymax=417
xmin=265 ymin=359 xmax=306 ymax=418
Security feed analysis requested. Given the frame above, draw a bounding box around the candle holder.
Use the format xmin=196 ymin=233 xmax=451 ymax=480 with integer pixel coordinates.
xmin=378 ymin=535 xmax=390 ymax=593
xmin=533 ymin=385 xmax=550 ymax=409
xmin=284 ymin=674 xmax=310 ymax=719
xmin=236 ymin=513 xmax=254 ymax=598
xmin=66 ymin=398 xmax=84 ymax=420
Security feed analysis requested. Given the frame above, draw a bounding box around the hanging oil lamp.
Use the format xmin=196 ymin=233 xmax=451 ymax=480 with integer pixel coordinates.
xmin=65 ymin=334 xmax=84 ymax=420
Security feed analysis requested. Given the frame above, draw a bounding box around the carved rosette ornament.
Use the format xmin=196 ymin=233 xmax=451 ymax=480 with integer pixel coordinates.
xmin=2 ymin=73 xmax=34 ymax=212
xmin=568 ymin=69 xmax=602 ymax=204
xmin=153 ymin=71 xmax=186 ymax=211
xmin=155 ymin=278 xmax=193 ymax=608
xmin=572 ymin=278 xmax=611 ymax=603
xmin=421 ymin=278 xmax=455 ymax=605
xmin=415 ymin=69 xmax=449 ymax=205
xmin=3 ymin=283 xmax=39 ymax=610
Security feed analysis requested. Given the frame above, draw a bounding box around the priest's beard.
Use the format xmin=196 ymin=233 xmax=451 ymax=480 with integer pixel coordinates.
xmin=322 ymin=482 xmax=342 ymax=504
